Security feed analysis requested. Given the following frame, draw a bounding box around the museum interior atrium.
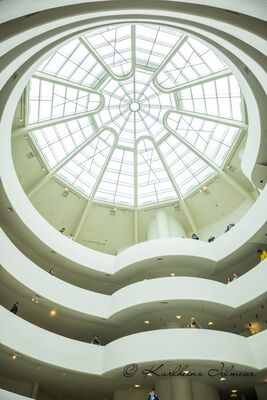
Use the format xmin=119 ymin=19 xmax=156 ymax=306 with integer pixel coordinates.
xmin=0 ymin=1 xmax=267 ymax=399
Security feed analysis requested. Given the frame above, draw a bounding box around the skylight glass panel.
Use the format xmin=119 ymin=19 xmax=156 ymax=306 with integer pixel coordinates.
xmin=57 ymin=130 xmax=115 ymax=197
xmin=165 ymin=112 xmax=240 ymax=166
xmin=38 ymin=39 xmax=106 ymax=88
xmin=179 ymin=75 xmax=242 ymax=120
xmin=156 ymin=37 xmax=226 ymax=90
xmin=95 ymin=72 xmax=174 ymax=147
xmin=31 ymin=117 xmax=96 ymax=168
xmin=28 ymin=23 xmax=244 ymax=208
xmin=136 ymin=24 xmax=182 ymax=69
xmin=84 ymin=25 xmax=132 ymax=77
xmin=137 ymin=139 xmax=177 ymax=205
xmin=160 ymin=135 xmax=215 ymax=195
xmin=28 ymin=78 xmax=101 ymax=123
xmin=95 ymin=149 xmax=134 ymax=205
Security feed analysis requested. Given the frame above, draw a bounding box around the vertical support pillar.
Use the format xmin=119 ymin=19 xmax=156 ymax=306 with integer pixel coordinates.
xmin=156 ymin=378 xmax=173 ymax=398
xmin=134 ymin=209 xmax=138 ymax=244
xmin=255 ymin=383 xmax=267 ymax=400
xmin=31 ymin=382 xmax=39 ymax=399
xmin=156 ymin=211 xmax=169 ymax=238
xmin=172 ymin=378 xmax=193 ymax=400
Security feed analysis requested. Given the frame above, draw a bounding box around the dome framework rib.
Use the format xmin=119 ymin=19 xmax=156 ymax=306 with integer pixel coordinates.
xmin=22 ymin=23 xmax=248 ymax=210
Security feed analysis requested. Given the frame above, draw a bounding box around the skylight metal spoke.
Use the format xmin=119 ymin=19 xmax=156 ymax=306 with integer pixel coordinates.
xmin=81 ymin=25 xmax=135 ymax=80
xmin=37 ymin=38 xmax=106 ymax=88
xmin=153 ymin=36 xmax=228 ymax=93
xmin=164 ymin=110 xmax=240 ymax=166
xmin=73 ymin=135 xmax=119 ymax=239
xmin=27 ymin=127 xmax=117 ymax=197
xmin=174 ymin=69 xmax=232 ymax=91
xmin=28 ymin=76 xmax=104 ymax=124
xmin=14 ymin=111 xmax=100 ymax=136
xmin=163 ymin=112 xmax=252 ymax=200
xmin=57 ymin=130 xmax=116 ymax=198
xmin=166 ymin=109 xmax=246 ymax=129
xmin=179 ymin=75 xmax=243 ymax=121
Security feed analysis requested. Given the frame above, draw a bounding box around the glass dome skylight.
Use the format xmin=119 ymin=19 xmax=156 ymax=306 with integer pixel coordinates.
xmin=27 ymin=23 xmax=245 ymax=207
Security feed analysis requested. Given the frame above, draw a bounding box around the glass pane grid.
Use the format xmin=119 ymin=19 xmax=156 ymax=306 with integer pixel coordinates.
xmin=95 ymin=149 xmax=134 ymax=205
xmin=57 ymin=131 xmax=114 ymax=197
xmin=179 ymin=75 xmax=242 ymax=120
xmin=38 ymin=39 xmax=106 ymax=87
xmin=84 ymin=25 xmax=132 ymax=77
xmin=29 ymin=23 xmax=244 ymax=207
xmin=28 ymin=78 xmax=101 ymax=123
xmin=31 ymin=117 xmax=95 ymax=168
xmin=157 ymin=37 xmax=226 ymax=89
xmin=166 ymin=113 xmax=239 ymax=166
xmin=160 ymin=135 xmax=215 ymax=195
xmin=136 ymin=24 xmax=182 ymax=69
xmin=137 ymin=139 xmax=177 ymax=205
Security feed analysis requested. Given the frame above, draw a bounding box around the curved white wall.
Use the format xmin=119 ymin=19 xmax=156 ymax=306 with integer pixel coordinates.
xmin=147 ymin=211 xmax=186 ymax=240
xmin=0 ymin=3 xmax=267 ymax=398
xmin=1 ymin=225 xmax=267 ymax=322
xmin=0 ymin=390 xmax=32 ymax=400
xmin=1 ymin=307 xmax=266 ymax=376
xmin=0 ymin=1 xmax=266 ymax=273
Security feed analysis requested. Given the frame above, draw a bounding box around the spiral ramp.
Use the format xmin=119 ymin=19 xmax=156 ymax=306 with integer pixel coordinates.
xmin=0 ymin=1 xmax=267 ymax=400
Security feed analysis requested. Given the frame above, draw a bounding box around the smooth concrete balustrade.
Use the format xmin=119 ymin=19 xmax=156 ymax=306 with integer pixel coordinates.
xmin=1 ymin=226 xmax=267 ymax=322
xmin=1 ymin=0 xmax=267 ymax=24
xmin=1 ymin=307 xmax=267 ymax=376
xmin=0 ymin=1 xmax=267 ymax=276
xmin=0 ymin=389 xmax=32 ymax=400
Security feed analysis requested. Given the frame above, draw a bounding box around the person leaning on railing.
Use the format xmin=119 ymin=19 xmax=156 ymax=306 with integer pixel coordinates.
xmin=258 ymin=249 xmax=267 ymax=262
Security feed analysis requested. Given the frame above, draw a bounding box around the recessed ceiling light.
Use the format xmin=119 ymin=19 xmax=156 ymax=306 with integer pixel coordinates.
xmin=134 ymin=384 xmax=141 ymax=388
xmin=50 ymin=309 xmax=57 ymax=317
xmin=170 ymin=273 xmax=175 ymax=276
xmin=176 ymin=315 xmax=182 ymax=319
xmin=11 ymin=355 xmax=17 ymax=360
xmin=147 ymin=373 xmax=152 ymax=376
xmin=231 ymin=389 xmax=238 ymax=393
xmin=208 ymin=321 xmax=214 ymax=325
xmin=144 ymin=320 xmax=150 ymax=324
xmin=220 ymin=377 xmax=226 ymax=381
xmin=230 ymin=395 xmax=237 ymax=398
xmin=183 ymin=370 xmax=190 ymax=375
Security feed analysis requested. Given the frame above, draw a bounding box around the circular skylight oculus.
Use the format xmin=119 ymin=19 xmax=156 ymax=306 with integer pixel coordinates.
xmin=27 ymin=23 xmax=245 ymax=207
xmin=129 ymin=103 xmax=140 ymax=112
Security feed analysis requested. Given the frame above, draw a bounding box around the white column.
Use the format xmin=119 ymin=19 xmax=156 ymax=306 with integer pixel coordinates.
xmin=31 ymin=382 xmax=39 ymax=399
xmin=156 ymin=211 xmax=169 ymax=238
xmin=172 ymin=377 xmax=193 ymax=400
xmin=147 ymin=211 xmax=186 ymax=240
xmin=192 ymin=381 xmax=220 ymax=400
xmin=156 ymin=378 xmax=173 ymax=398
xmin=255 ymin=383 xmax=267 ymax=400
